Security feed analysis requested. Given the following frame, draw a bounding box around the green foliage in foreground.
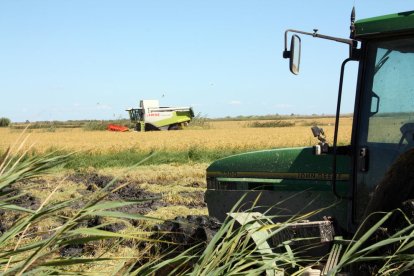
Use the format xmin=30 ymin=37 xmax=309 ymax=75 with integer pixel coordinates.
xmin=0 ymin=145 xmax=161 ymax=275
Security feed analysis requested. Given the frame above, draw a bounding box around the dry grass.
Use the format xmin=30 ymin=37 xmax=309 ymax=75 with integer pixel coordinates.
xmin=0 ymin=117 xmax=353 ymax=154
xmin=2 ymin=163 xmax=209 ymax=273
xmin=17 ymin=163 xmax=208 ymax=219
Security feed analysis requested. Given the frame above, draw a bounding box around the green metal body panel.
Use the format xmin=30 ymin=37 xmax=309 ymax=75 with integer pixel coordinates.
xmin=153 ymin=110 xmax=193 ymax=128
xmin=205 ymin=147 xmax=352 ymax=230
xmin=355 ymin=11 xmax=414 ymax=38
xmin=207 ymin=147 xmax=350 ymax=184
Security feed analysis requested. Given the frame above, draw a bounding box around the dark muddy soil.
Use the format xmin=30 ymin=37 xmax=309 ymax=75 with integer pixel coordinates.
xmin=60 ymin=244 xmax=85 ymax=257
xmin=0 ymin=189 xmax=41 ymax=236
xmin=68 ymin=172 xmax=166 ymax=216
xmin=59 ymin=240 xmax=100 ymax=258
xmin=0 ymin=209 xmax=9 ymax=235
xmin=135 ymin=215 xmax=221 ymax=270
xmin=7 ymin=189 xmax=41 ymax=210
xmin=110 ymin=185 xmax=166 ymax=217
xmin=67 ymin=172 xmax=114 ymax=190
xmin=152 ymin=215 xmax=221 ymax=255
xmin=83 ymin=216 xmax=126 ymax=232
xmin=68 ymin=172 xmax=207 ymax=216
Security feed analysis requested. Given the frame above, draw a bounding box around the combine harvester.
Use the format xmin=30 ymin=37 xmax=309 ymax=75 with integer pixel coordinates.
xmin=126 ymin=99 xmax=194 ymax=132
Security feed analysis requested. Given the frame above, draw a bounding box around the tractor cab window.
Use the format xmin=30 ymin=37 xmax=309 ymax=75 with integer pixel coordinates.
xmin=366 ymin=38 xmax=414 ymax=147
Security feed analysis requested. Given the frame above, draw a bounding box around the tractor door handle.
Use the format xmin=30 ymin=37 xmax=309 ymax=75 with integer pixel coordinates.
xmin=359 ymin=147 xmax=369 ymax=172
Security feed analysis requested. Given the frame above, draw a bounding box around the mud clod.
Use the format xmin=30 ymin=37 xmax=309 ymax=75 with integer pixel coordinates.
xmin=9 ymin=190 xmax=41 ymax=210
xmin=83 ymin=216 xmax=126 ymax=232
xmin=0 ymin=218 xmax=7 ymax=235
xmin=60 ymin=244 xmax=85 ymax=257
xmin=152 ymin=215 xmax=221 ymax=255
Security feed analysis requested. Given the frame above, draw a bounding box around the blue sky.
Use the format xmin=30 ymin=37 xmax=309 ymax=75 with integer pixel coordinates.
xmin=1 ymin=1 xmax=413 ymax=122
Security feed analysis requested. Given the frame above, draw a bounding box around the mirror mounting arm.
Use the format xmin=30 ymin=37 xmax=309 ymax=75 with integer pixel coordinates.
xmin=283 ymin=29 xmax=358 ymax=60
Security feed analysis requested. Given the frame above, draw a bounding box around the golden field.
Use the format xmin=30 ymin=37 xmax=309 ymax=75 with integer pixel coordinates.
xmin=0 ymin=116 xmax=354 ymax=274
xmin=0 ymin=117 xmax=353 ymax=154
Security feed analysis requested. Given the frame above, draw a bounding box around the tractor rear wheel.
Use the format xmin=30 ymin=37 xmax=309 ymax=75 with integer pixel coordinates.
xmin=356 ymin=149 xmax=414 ymax=275
xmin=363 ymin=148 xmax=414 ymax=220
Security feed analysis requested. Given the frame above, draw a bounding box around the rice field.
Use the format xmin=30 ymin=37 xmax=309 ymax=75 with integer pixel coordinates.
xmin=0 ymin=116 xmax=354 ymax=221
xmin=0 ymin=116 xmax=361 ymax=274
xmin=0 ymin=116 xmax=353 ymax=229
xmin=0 ymin=117 xmax=353 ymax=154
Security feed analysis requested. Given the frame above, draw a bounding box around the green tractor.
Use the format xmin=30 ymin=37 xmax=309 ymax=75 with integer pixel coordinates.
xmin=154 ymin=8 xmax=414 ymax=275
xmin=202 ymin=8 xmax=414 ymax=274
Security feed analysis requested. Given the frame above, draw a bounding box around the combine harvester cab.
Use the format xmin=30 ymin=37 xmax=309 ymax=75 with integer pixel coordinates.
xmin=126 ymin=99 xmax=194 ymax=131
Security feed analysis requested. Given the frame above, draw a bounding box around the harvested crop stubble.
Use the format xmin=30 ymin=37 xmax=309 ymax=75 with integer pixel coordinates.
xmin=0 ymin=118 xmax=352 ymax=154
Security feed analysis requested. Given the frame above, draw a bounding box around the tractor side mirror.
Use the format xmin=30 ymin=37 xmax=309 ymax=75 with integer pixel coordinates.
xmin=311 ymin=126 xmax=324 ymax=139
xmin=290 ymin=35 xmax=301 ymax=75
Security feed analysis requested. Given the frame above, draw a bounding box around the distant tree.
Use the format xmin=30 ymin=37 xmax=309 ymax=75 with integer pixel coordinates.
xmin=0 ymin=117 xmax=11 ymax=127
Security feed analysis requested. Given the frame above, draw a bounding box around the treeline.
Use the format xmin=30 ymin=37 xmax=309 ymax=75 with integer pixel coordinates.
xmin=209 ymin=113 xmax=353 ymax=121
xmin=8 ymin=119 xmax=134 ymax=131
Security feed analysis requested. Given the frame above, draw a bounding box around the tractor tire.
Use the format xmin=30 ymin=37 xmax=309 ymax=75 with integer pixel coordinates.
xmin=355 ymin=149 xmax=414 ymax=275
xmin=363 ymin=148 xmax=414 ymax=219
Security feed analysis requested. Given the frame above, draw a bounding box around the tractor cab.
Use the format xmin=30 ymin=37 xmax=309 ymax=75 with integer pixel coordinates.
xmin=285 ymin=10 xmax=414 ymax=228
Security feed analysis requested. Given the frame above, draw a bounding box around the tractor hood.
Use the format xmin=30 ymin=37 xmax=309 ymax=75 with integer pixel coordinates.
xmin=206 ymin=147 xmax=351 ymax=193
xmin=205 ymin=146 xmax=352 ymax=229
